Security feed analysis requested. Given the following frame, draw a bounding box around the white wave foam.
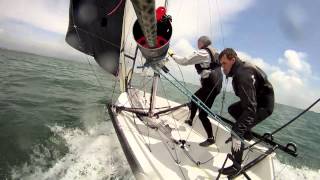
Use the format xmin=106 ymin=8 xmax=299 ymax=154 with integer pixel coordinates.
xmin=11 ymin=122 xmax=133 ymax=180
xmin=274 ymin=158 xmax=320 ymax=180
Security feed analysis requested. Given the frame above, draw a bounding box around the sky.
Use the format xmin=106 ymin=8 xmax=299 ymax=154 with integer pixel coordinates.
xmin=0 ymin=0 xmax=319 ymax=112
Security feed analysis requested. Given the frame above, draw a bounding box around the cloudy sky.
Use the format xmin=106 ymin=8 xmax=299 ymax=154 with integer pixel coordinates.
xmin=0 ymin=0 xmax=319 ymax=112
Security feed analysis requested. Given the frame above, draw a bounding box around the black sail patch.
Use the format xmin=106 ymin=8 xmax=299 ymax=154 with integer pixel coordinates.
xmin=66 ymin=0 xmax=126 ymax=76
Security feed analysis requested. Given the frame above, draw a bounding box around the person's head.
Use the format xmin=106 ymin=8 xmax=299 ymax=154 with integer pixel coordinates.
xmin=219 ymin=48 xmax=238 ymax=75
xmin=197 ymin=36 xmax=211 ymax=49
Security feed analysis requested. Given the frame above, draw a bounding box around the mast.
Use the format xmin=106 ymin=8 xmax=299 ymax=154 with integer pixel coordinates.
xmin=149 ymin=73 xmax=160 ymax=116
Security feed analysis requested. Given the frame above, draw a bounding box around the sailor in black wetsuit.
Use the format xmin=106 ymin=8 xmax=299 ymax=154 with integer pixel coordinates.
xmin=168 ymin=36 xmax=223 ymax=147
xmin=218 ymin=48 xmax=275 ymax=175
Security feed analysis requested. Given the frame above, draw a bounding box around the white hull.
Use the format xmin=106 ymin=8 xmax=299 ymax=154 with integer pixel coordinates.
xmin=108 ymin=89 xmax=275 ymax=180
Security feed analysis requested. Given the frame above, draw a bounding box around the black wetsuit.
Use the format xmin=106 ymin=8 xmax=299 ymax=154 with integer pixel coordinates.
xmin=227 ymin=60 xmax=274 ymax=138
xmin=227 ymin=60 xmax=274 ymax=165
xmin=189 ymin=48 xmax=223 ymax=139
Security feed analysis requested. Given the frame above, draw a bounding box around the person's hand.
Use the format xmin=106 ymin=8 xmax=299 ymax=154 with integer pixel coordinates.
xmin=232 ymin=136 xmax=241 ymax=152
xmin=168 ymin=49 xmax=175 ymax=57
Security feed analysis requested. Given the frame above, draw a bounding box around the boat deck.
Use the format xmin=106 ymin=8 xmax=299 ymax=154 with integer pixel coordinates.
xmin=109 ymin=90 xmax=275 ymax=180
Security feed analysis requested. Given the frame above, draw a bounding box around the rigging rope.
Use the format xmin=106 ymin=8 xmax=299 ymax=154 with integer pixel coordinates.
xmin=183 ymin=74 xmax=223 ymax=143
xmin=156 ymin=131 xmax=188 ymax=180
xmin=219 ymin=77 xmax=228 ymax=115
xmin=107 ymin=0 xmax=124 ymax=16
xmin=133 ymin=114 xmax=153 ymax=151
xmin=72 ymin=1 xmax=225 ymax=173
xmin=213 ymin=77 xmax=229 ymax=149
xmin=196 ymin=0 xmax=199 ymax=36
xmin=121 ymin=4 xmax=136 ymax=82
xmin=173 ymin=0 xmax=184 ymax=22
xmin=157 ymin=70 xmax=245 ymax=143
xmin=111 ymin=78 xmax=118 ymax=103
xmin=159 ymin=78 xmax=183 ymax=140
xmin=126 ymin=88 xmax=160 ymax=153
xmin=207 ymin=0 xmax=213 ymax=40
xmin=215 ymin=0 xmax=225 ymax=47
xmin=70 ymin=0 xmax=113 ymax=99
xmin=245 ymin=97 xmax=320 ymax=150
xmin=164 ymin=0 xmax=168 ymax=8
xmin=176 ymin=63 xmax=187 ymax=87
xmin=76 ymin=27 xmax=120 ymax=48
xmin=128 ymin=75 xmax=218 ymax=168
xmin=86 ymin=57 xmax=107 ymax=91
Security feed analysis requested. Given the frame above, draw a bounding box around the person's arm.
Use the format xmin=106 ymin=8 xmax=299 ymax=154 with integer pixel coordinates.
xmin=171 ymin=49 xmax=209 ymax=66
xmin=232 ymin=72 xmax=257 ymax=137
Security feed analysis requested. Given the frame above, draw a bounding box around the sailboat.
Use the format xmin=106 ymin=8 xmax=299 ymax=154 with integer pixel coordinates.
xmin=64 ymin=0 xmax=304 ymax=179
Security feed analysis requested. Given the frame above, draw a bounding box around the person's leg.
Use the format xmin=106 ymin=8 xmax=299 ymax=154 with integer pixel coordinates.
xmin=255 ymin=93 xmax=274 ymax=124
xmin=228 ymin=101 xmax=242 ymax=120
xmin=198 ymin=89 xmax=219 ymax=146
xmin=244 ymin=94 xmax=274 ymax=140
xmin=220 ymin=140 xmax=244 ymax=175
xmin=244 ymin=93 xmax=274 ymax=130
xmin=231 ymin=141 xmax=244 ymax=165
xmin=220 ymin=102 xmax=245 ymax=175
xmin=221 ymin=105 xmax=273 ymax=175
xmin=221 ymin=95 xmax=274 ymax=175
xmin=185 ymin=89 xmax=202 ymax=125
xmin=243 ymin=106 xmax=273 ymax=140
xmin=198 ymin=110 xmax=213 ymax=138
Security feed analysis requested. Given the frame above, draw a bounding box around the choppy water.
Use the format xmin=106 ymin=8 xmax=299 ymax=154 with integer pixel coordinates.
xmin=0 ymin=48 xmax=319 ymax=180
